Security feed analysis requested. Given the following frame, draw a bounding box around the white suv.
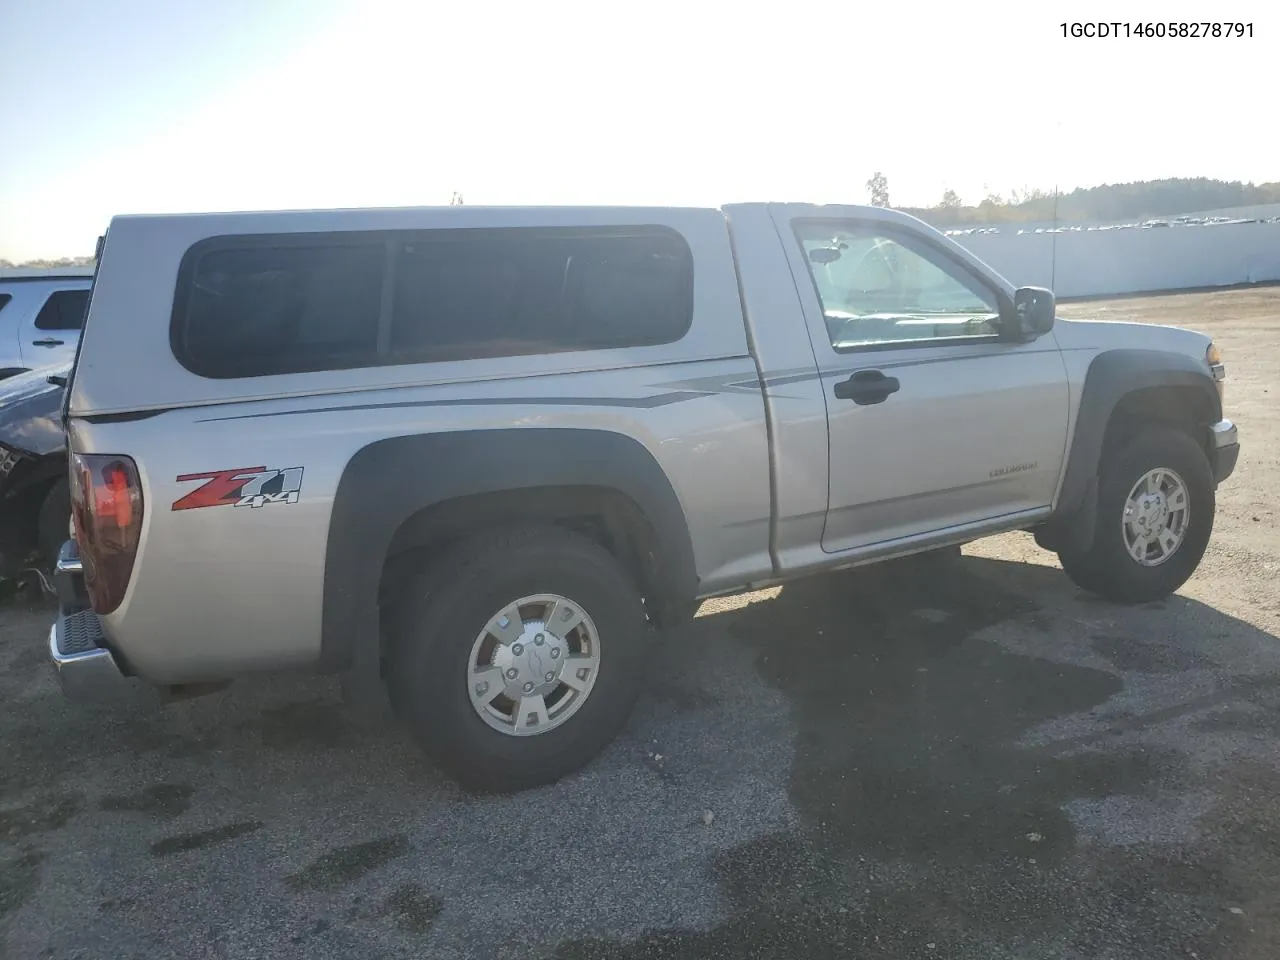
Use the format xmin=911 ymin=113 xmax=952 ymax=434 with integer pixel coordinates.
xmin=0 ymin=267 xmax=95 ymax=377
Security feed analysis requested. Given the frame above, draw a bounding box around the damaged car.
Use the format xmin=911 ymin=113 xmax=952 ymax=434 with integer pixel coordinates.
xmin=0 ymin=361 xmax=70 ymax=580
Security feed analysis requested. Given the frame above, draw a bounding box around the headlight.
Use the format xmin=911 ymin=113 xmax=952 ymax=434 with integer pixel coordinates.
xmin=1207 ymin=343 xmax=1225 ymax=404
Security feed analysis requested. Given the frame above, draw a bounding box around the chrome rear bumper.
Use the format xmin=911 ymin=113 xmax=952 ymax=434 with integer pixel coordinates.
xmin=49 ymin=540 xmax=130 ymax=700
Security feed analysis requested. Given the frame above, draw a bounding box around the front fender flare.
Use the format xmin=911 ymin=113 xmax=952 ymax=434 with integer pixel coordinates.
xmin=1044 ymin=348 xmax=1219 ymax=554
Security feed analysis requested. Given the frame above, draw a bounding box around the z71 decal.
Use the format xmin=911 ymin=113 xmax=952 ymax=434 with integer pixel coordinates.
xmin=172 ymin=466 xmax=304 ymax=511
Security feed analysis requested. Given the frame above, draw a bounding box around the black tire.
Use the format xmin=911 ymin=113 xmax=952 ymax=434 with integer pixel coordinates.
xmin=387 ymin=526 xmax=650 ymax=793
xmin=1058 ymin=427 xmax=1214 ymax=604
xmin=37 ymin=477 xmax=71 ymax=567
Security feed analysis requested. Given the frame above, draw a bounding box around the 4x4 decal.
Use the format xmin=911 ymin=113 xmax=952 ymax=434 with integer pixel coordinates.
xmin=172 ymin=466 xmax=304 ymax=511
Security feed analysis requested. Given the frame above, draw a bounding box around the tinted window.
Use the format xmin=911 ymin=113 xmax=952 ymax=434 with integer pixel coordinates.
xmin=176 ymin=242 xmax=384 ymax=378
xmin=35 ymin=289 xmax=91 ymax=331
xmin=389 ymin=229 xmax=692 ymax=363
xmin=172 ymin=227 xmax=693 ymax=378
xmin=0 ymin=294 xmax=10 ymax=315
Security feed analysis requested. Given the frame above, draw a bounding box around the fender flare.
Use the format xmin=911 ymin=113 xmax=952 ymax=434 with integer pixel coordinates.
xmin=319 ymin=428 xmax=698 ymax=672
xmin=1044 ymin=348 xmax=1219 ymax=553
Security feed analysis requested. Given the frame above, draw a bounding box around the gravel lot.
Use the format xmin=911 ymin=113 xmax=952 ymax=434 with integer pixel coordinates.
xmin=3 ymin=287 xmax=1279 ymax=960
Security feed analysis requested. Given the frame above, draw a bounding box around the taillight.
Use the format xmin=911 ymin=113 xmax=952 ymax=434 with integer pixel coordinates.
xmin=68 ymin=453 xmax=144 ymax=615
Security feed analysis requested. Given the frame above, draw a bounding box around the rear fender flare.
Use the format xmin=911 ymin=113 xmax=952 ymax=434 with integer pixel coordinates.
xmin=319 ymin=428 xmax=697 ymax=672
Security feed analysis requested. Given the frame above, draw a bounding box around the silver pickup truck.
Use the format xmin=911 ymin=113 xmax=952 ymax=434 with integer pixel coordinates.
xmin=51 ymin=202 xmax=1238 ymax=791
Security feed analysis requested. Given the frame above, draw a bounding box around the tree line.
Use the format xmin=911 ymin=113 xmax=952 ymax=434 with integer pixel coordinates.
xmin=866 ymin=173 xmax=1280 ymax=226
xmin=0 ymin=255 xmax=95 ymax=269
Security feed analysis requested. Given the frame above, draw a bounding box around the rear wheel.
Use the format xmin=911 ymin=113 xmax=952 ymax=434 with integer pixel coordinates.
xmin=1059 ymin=427 xmax=1214 ymax=603
xmin=387 ymin=526 xmax=649 ymax=792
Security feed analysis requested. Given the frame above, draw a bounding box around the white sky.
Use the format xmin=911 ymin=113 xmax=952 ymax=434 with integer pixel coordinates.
xmin=0 ymin=0 xmax=1275 ymax=260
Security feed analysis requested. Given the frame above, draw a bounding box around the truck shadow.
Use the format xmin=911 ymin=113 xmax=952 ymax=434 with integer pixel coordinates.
xmin=582 ymin=553 xmax=1280 ymax=959
xmin=706 ymin=556 xmax=1129 ymax=866
xmin=691 ymin=553 xmax=1280 ymax=852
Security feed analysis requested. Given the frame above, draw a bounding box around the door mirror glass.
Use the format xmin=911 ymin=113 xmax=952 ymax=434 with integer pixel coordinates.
xmin=1003 ymin=286 xmax=1055 ymax=340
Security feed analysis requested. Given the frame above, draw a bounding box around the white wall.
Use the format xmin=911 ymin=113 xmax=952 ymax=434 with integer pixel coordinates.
xmin=1178 ymin=202 xmax=1280 ymax=221
xmin=952 ymin=222 xmax=1280 ymax=299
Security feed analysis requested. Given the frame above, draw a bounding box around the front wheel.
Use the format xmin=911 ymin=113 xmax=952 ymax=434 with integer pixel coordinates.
xmin=387 ymin=526 xmax=650 ymax=792
xmin=1059 ymin=427 xmax=1215 ymax=603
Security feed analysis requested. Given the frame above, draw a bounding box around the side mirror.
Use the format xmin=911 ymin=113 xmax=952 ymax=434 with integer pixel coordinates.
xmin=1001 ymin=286 xmax=1055 ymax=341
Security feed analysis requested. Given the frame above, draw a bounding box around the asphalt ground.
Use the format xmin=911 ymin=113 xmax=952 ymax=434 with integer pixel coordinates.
xmin=2 ymin=287 xmax=1278 ymax=959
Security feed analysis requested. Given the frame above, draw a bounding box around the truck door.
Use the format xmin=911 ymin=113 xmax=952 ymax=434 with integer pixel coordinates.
xmin=769 ymin=206 xmax=1070 ymax=554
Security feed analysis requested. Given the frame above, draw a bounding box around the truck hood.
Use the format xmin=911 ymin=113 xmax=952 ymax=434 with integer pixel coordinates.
xmin=0 ymin=362 xmax=70 ymax=457
xmin=1053 ymin=316 xmax=1213 ymax=358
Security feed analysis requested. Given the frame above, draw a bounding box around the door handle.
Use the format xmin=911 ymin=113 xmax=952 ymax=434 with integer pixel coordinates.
xmin=833 ymin=370 xmax=900 ymax=405
xmin=32 ymin=338 xmax=65 ymax=347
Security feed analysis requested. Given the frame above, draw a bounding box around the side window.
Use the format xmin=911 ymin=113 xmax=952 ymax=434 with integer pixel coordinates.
xmin=175 ymin=243 xmax=384 ymax=378
xmin=794 ymin=221 xmax=1000 ymax=351
xmin=0 ymin=294 xmax=10 ymax=315
xmin=35 ymin=289 xmax=91 ymax=331
xmin=388 ymin=228 xmax=692 ymax=363
xmin=172 ymin=227 xmax=694 ymax=377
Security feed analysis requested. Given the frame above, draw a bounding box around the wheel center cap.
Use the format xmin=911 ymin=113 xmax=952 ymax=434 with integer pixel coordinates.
xmin=1133 ymin=495 xmax=1168 ymax=537
xmin=492 ymin=622 xmax=565 ymax=697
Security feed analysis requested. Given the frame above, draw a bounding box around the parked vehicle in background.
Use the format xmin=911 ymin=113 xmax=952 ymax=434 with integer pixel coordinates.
xmin=50 ymin=202 xmax=1238 ymax=792
xmin=0 ymin=361 xmax=71 ymax=579
xmin=0 ymin=267 xmax=94 ymax=377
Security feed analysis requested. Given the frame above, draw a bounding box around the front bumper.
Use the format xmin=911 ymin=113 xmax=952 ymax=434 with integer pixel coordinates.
xmin=49 ymin=539 xmax=130 ymax=700
xmin=1210 ymin=419 xmax=1239 ymax=484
